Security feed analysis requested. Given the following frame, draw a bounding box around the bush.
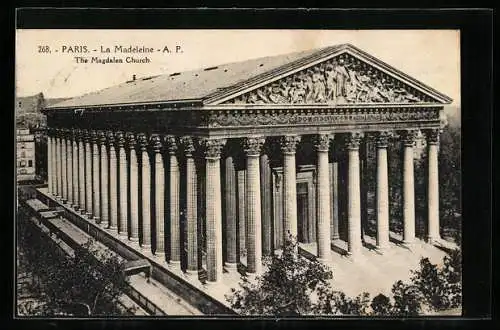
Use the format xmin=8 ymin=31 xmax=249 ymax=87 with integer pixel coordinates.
xmin=409 ymin=249 xmax=462 ymax=311
xmin=370 ymin=294 xmax=393 ymax=316
xmin=391 ymin=280 xmax=422 ymax=316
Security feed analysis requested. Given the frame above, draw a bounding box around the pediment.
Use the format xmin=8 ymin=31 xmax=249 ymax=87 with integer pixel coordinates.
xmin=208 ymin=46 xmax=451 ymax=106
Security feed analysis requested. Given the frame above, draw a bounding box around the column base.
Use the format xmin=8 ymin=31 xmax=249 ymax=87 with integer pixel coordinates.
xmin=129 ymin=236 xmax=139 ymax=242
xmin=140 ymin=244 xmax=152 ymax=251
xmin=224 ymin=262 xmax=238 ymax=271
xmin=154 ymin=252 xmax=166 ymax=260
xmin=332 ymin=234 xmax=340 ymax=241
xmin=118 ymin=231 xmax=128 ymax=238
xmin=244 ymin=272 xmax=259 ymax=282
xmin=426 ymin=236 xmax=440 ymax=245
xmin=376 ymin=244 xmax=390 ymax=253
xmin=185 ymin=269 xmax=199 ymax=276
xmin=85 ymin=212 xmax=92 ymax=219
xmin=93 ymin=217 xmax=100 ymax=224
xmin=169 ymin=260 xmax=181 ymax=268
xmin=108 ymin=225 xmax=118 ymax=232
xmin=100 ymin=221 xmax=109 ymax=229
xmin=205 ymin=279 xmax=222 ymax=286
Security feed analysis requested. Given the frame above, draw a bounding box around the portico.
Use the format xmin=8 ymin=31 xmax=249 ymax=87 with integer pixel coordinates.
xmin=43 ymin=44 xmax=452 ymax=284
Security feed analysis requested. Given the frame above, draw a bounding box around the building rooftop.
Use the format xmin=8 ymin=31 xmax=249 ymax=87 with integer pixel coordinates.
xmin=45 ymin=43 xmax=452 ymax=110
xmin=45 ymin=45 xmax=345 ymax=109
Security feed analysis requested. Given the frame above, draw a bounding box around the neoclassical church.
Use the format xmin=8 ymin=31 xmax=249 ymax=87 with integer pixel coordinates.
xmin=42 ymin=44 xmax=452 ymax=284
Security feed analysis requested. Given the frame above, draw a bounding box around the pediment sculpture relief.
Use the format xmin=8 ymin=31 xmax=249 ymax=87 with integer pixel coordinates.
xmin=224 ymin=54 xmax=433 ymax=105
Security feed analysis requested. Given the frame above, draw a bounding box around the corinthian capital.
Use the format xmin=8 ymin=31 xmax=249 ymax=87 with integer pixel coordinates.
xmin=97 ymin=130 xmax=107 ymax=145
xmin=375 ymin=131 xmax=392 ymax=148
xmin=243 ymin=136 xmax=265 ymax=156
xmin=400 ymin=129 xmax=419 ymax=147
xmin=90 ymin=130 xmax=99 ymax=144
xmin=180 ymin=136 xmax=196 ymax=156
xmin=425 ymin=128 xmax=441 ymax=145
xmin=150 ymin=134 xmax=163 ymax=153
xmin=201 ymin=138 xmax=226 ymax=159
xmin=164 ymin=135 xmax=178 ymax=155
xmin=107 ymin=131 xmax=116 ymax=146
xmin=314 ymin=134 xmax=332 ymax=152
xmin=137 ymin=133 xmax=149 ymax=151
xmin=115 ymin=131 xmax=126 ymax=147
xmin=280 ymin=135 xmax=301 ymax=154
xmin=345 ymin=132 xmax=363 ymax=150
xmin=126 ymin=132 xmax=137 ymax=149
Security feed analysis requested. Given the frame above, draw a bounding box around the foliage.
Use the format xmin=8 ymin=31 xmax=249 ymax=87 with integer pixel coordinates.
xmin=226 ymin=235 xmax=334 ymax=316
xmin=438 ymin=124 xmax=462 ymax=244
xmin=17 ymin=209 xmax=128 ymax=316
xmin=370 ymin=293 xmax=393 ymax=316
xmin=316 ymin=289 xmax=370 ymax=315
xmin=410 ymin=249 xmax=462 ymax=311
xmin=390 ymin=279 xmax=422 ymax=316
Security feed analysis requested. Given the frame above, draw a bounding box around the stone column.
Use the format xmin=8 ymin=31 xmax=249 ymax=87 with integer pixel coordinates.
xmin=128 ymin=133 xmax=139 ymax=242
xmin=260 ymin=153 xmax=272 ymax=255
xmin=166 ymin=136 xmax=181 ymax=266
xmin=78 ymin=130 xmax=85 ymax=215
xmin=56 ymin=131 xmax=63 ymax=199
xmin=244 ymin=137 xmax=264 ymax=275
xmin=108 ymin=132 xmax=118 ymax=231
xmin=91 ymin=131 xmax=100 ymax=223
xmin=237 ymin=169 xmax=246 ymax=258
xmin=51 ymin=133 xmax=57 ymax=196
xmin=72 ymin=130 xmax=79 ymax=209
xmin=151 ymin=135 xmax=165 ymax=256
xmin=203 ymin=138 xmax=226 ymax=283
xmin=116 ymin=131 xmax=128 ymax=237
xmin=376 ymin=131 xmax=391 ymax=250
xmin=84 ymin=131 xmax=93 ymax=217
xmin=426 ymin=129 xmax=441 ymax=243
xmin=346 ymin=132 xmax=363 ymax=257
xmin=315 ymin=134 xmax=332 ymax=260
xmin=402 ymin=130 xmax=417 ymax=244
xmin=99 ymin=131 xmax=109 ymax=228
xmin=280 ymin=135 xmax=301 ymax=241
xmin=224 ymin=155 xmax=238 ymax=270
xmin=139 ymin=133 xmax=152 ymax=250
xmin=182 ymin=136 xmax=198 ymax=275
xmin=61 ymin=131 xmax=68 ymax=202
xmin=47 ymin=132 xmax=53 ymax=195
xmin=331 ymin=160 xmax=340 ymax=240
xmin=67 ymin=133 xmax=73 ymax=206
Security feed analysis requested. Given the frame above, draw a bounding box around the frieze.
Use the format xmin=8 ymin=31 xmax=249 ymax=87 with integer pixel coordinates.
xmin=223 ymin=53 xmax=434 ymax=105
xmin=208 ymin=107 xmax=440 ymax=128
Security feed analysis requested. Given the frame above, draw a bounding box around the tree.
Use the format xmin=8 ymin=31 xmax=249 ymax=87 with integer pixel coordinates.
xmin=17 ymin=209 xmax=128 ymax=316
xmin=370 ymin=294 xmax=393 ymax=316
xmin=226 ymin=235 xmax=334 ymax=316
xmin=390 ymin=280 xmax=422 ymax=316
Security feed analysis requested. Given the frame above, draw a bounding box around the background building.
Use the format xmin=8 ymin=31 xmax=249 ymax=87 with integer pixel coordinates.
xmin=17 ymin=128 xmax=36 ymax=182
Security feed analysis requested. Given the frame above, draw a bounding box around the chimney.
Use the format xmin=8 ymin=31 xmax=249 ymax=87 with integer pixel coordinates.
xmin=132 ymin=74 xmax=136 ymax=81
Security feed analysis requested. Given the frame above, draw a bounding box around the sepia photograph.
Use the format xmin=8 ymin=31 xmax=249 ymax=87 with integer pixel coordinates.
xmin=15 ymin=28 xmax=462 ymax=317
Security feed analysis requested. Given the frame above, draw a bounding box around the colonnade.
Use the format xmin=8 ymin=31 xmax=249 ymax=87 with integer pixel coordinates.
xmin=46 ymin=128 xmax=441 ymax=283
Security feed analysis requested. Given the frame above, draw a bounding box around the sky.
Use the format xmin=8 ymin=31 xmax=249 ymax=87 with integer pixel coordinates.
xmin=15 ymin=29 xmax=460 ymax=106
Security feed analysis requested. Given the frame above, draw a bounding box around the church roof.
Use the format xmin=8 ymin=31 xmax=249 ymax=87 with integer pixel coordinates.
xmin=45 ymin=44 xmax=452 ymax=110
